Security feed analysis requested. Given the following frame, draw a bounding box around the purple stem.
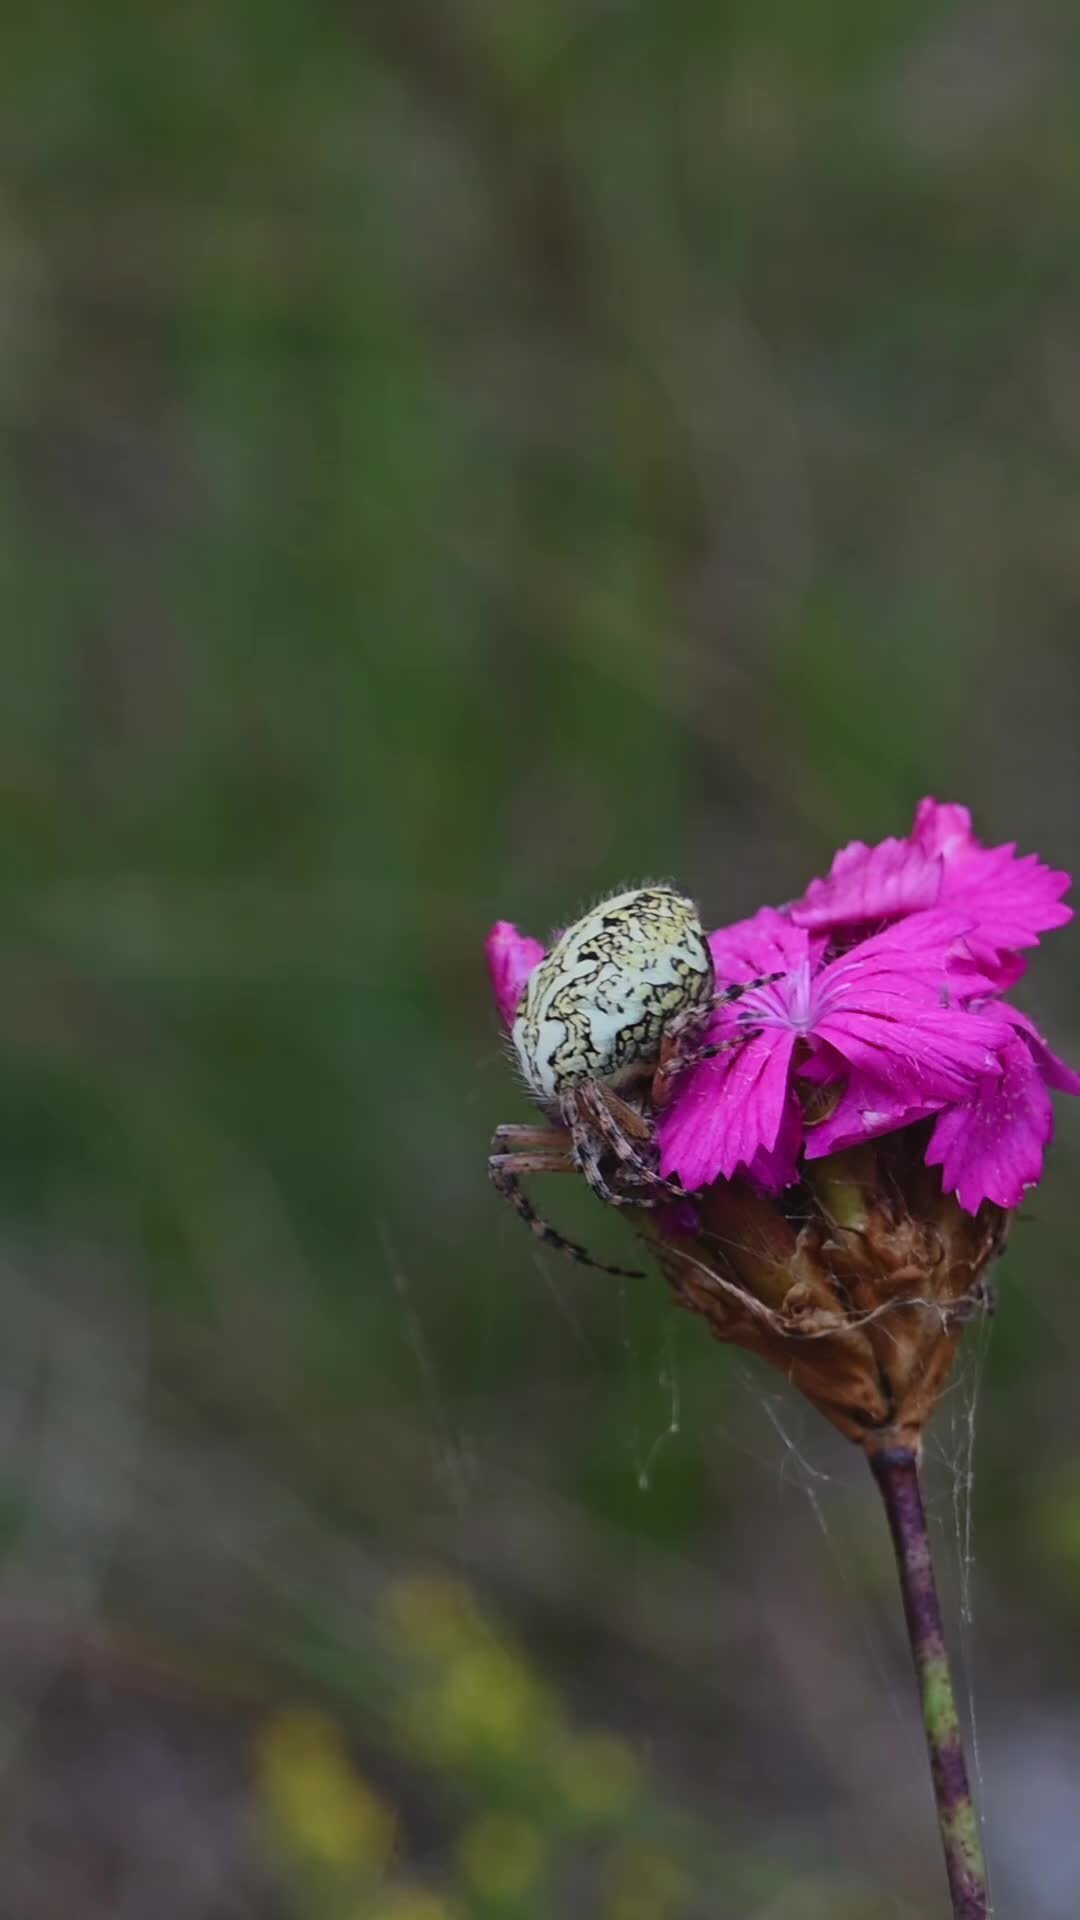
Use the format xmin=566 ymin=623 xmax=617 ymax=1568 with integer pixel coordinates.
xmin=869 ymin=1445 xmax=990 ymax=1919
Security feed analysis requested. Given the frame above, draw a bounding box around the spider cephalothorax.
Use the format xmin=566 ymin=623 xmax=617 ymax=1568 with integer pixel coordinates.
xmin=488 ymin=885 xmax=774 ymax=1274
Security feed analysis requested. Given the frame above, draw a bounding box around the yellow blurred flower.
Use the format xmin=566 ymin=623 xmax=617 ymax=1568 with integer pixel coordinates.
xmin=400 ymin=1644 xmax=557 ymax=1763
xmin=257 ymin=1706 xmax=397 ymax=1872
xmin=554 ymin=1731 xmax=642 ymax=1820
xmin=604 ymin=1844 xmax=689 ymax=1920
xmin=383 ymin=1576 xmax=480 ymax=1655
xmin=360 ymin=1891 xmax=457 ymax=1920
xmin=459 ymin=1811 xmax=545 ymax=1901
xmin=443 ymin=1647 xmax=547 ymax=1747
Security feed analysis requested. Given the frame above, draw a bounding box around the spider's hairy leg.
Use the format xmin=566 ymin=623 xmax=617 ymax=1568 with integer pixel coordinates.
xmin=492 ymin=1122 xmax=570 ymax=1148
xmin=656 ymin=969 xmax=784 ymax=1069
xmin=655 ymin=1027 xmax=764 ymax=1083
xmin=488 ymin=1149 xmax=644 ymax=1278
xmin=651 ymin=971 xmax=784 ymax=1092
xmin=588 ymin=1086 xmax=651 ymax=1141
xmin=569 ymin=1124 xmax=638 ymax=1211
xmin=568 ymin=1084 xmax=679 ymax=1210
xmin=710 ymin=969 xmax=785 ymax=1010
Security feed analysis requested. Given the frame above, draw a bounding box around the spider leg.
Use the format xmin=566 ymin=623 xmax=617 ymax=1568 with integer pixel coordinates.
xmin=655 ymin=1027 xmax=763 ymax=1082
xmin=590 ymin=1086 xmax=652 ymax=1141
xmin=710 ymin=969 xmax=784 ymax=1009
xmin=575 ymin=1140 xmax=662 ymax=1210
xmin=569 ymin=1084 xmax=678 ymax=1210
xmin=492 ymin=1123 xmax=570 ymax=1148
xmin=568 ymin=1124 xmax=638 ymax=1210
xmin=488 ymin=1149 xmax=644 ymax=1278
xmin=653 ymin=972 xmax=784 ymax=1075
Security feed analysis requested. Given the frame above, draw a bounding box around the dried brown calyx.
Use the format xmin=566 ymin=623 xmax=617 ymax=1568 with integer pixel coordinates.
xmin=633 ymin=1122 xmax=1007 ymax=1450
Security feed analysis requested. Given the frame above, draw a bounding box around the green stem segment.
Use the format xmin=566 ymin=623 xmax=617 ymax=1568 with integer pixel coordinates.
xmin=868 ymin=1446 xmax=990 ymax=1919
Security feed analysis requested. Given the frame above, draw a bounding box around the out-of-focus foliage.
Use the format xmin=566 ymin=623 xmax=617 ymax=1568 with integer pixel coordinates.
xmin=1 ymin=2 xmax=1080 ymax=1915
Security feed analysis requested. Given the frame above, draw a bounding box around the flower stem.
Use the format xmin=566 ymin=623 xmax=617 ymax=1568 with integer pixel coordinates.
xmin=868 ymin=1444 xmax=990 ymax=1918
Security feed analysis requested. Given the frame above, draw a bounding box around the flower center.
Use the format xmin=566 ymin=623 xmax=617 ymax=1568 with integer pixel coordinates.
xmin=734 ymin=956 xmax=818 ymax=1034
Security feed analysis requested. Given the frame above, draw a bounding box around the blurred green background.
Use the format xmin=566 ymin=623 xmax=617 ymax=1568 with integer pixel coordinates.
xmin=3 ymin=3 xmax=1080 ymax=1916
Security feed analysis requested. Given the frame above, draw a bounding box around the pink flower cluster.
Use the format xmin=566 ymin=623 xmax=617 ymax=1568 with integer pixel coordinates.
xmin=488 ymin=802 xmax=1079 ymax=1214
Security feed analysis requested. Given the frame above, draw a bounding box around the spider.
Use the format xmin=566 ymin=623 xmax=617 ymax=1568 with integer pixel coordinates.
xmin=488 ymin=885 xmax=779 ymax=1275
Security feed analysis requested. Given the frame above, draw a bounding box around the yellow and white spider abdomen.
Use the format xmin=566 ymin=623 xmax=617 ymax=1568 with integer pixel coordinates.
xmin=511 ymin=886 xmax=713 ymax=1108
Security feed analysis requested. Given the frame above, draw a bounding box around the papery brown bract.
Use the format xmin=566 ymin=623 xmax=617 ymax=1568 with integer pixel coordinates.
xmin=636 ymin=1125 xmax=1006 ymax=1449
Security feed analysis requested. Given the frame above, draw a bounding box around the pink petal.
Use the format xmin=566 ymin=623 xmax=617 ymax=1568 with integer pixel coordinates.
xmin=792 ymin=835 xmax=942 ymax=930
xmin=658 ymin=1027 xmax=798 ymax=1192
xmin=486 ymin=921 xmax=545 ymax=1027
xmin=657 ymin=1196 xmax=702 ymax=1238
xmin=820 ymin=906 xmax=982 ymax=987
xmin=812 ymin=1004 xmax=1006 ymax=1104
xmin=744 ymin=1088 xmax=804 ymax=1191
xmin=804 ymin=1079 xmax=943 ymax=1159
xmin=937 ymin=844 xmax=1073 ymax=952
xmin=1001 ymin=1006 xmax=1080 ymax=1095
xmin=926 ymin=1033 xmax=1054 ymax=1212
xmin=707 ymin=906 xmax=809 ymax=982
xmin=914 ymin=798 xmax=1072 ymax=948
xmin=945 ymin=934 xmax=1027 ymax=996
xmin=792 ymin=796 xmax=1073 ymax=955
xmin=811 ymin=910 xmax=1011 ymax=1101
xmin=911 ymin=798 xmax=976 ymax=859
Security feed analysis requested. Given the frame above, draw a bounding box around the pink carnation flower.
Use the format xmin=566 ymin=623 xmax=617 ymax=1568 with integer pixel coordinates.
xmin=791 ymin=797 xmax=1072 ymax=971
xmin=660 ymin=800 xmax=1078 ymax=1211
xmin=923 ymin=1006 xmax=1080 ymax=1213
xmin=657 ymin=907 xmax=1016 ymax=1197
xmin=486 ymin=804 xmax=1078 ymax=1217
xmin=486 ymin=920 xmax=546 ymax=1027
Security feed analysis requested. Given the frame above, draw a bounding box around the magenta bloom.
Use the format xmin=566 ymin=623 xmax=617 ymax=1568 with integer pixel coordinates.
xmin=486 ymin=920 xmax=545 ymax=1027
xmin=658 ymin=907 xmax=1015 ymax=1196
xmin=923 ymin=1007 xmax=1080 ymax=1214
xmin=487 ymin=802 xmax=1078 ymax=1216
xmin=661 ymin=803 xmax=1078 ymax=1212
xmin=792 ymin=797 xmax=1071 ymax=971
